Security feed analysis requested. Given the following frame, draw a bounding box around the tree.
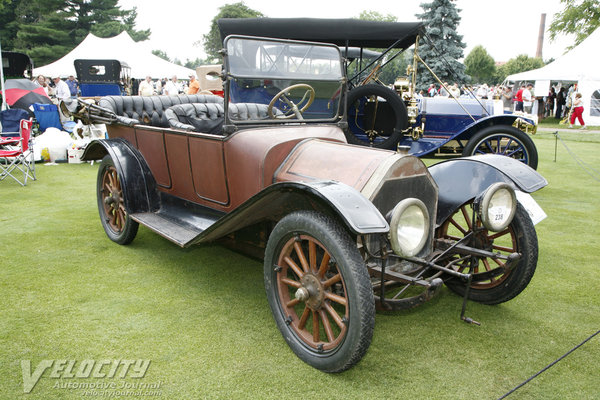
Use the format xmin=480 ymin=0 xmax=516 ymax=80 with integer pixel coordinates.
xmin=152 ymin=49 xmax=171 ymax=62
xmin=494 ymin=54 xmax=545 ymax=82
xmin=8 ymin=0 xmax=150 ymax=66
xmin=549 ymin=0 xmax=600 ymax=50
xmin=200 ymin=2 xmax=264 ymax=62
xmin=464 ymin=45 xmax=496 ymax=84
xmin=415 ymin=0 xmax=468 ymax=91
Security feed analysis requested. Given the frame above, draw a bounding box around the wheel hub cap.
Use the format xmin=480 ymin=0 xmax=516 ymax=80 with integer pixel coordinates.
xmin=299 ymin=273 xmax=324 ymax=310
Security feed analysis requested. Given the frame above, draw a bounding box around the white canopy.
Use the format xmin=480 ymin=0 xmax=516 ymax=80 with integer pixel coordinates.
xmin=33 ymin=31 xmax=196 ymax=79
xmin=507 ymin=28 xmax=600 ymax=125
xmin=507 ymin=27 xmax=600 ymax=82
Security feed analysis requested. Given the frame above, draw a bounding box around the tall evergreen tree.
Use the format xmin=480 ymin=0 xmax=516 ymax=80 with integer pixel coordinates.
xmin=9 ymin=0 xmax=150 ymax=66
xmin=415 ymin=0 xmax=468 ymax=91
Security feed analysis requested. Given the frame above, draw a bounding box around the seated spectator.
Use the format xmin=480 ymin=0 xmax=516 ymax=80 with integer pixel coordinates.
xmin=53 ymin=76 xmax=71 ymax=101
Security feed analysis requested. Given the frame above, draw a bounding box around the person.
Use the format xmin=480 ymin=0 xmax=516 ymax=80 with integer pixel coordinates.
xmin=139 ymin=76 xmax=155 ymax=96
xmin=476 ymin=84 xmax=488 ymax=99
xmin=569 ymin=92 xmax=586 ymax=129
xmin=522 ymin=83 xmax=534 ymax=114
xmin=514 ymin=84 xmax=525 ymax=112
xmin=555 ymin=87 xmax=566 ymax=119
xmin=66 ymin=75 xmax=78 ymax=98
xmin=52 ymin=76 xmax=71 ymax=101
xmin=188 ymin=74 xmax=200 ymax=95
xmin=449 ymin=83 xmax=461 ymax=98
xmin=501 ymin=86 xmax=513 ymax=112
xmin=163 ymin=75 xmax=179 ymax=96
xmin=546 ymin=87 xmax=556 ymax=117
xmin=427 ymin=83 xmax=436 ymax=97
xmin=35 ymin=75 xmax=50 ymax=96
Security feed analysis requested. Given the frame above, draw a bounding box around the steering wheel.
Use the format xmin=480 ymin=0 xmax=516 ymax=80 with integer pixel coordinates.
xmin=267 ymin=84 xmax=315 ymax=120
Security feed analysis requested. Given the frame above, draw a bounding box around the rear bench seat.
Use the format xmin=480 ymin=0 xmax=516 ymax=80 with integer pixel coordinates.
xmin=98 ymin=94 xmax=223 ymax=127
xmin=99 ymin=94 xmax=281 ymax=134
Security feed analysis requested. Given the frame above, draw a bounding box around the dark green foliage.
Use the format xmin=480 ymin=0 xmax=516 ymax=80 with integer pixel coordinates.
xmin=415 ymin=0 xmax=468 ymax=91
xmin=549 ymin=0 xmax=600 ymax=51
xmin=495 ymin=54 xmax=545 ymax=82
xmin=201 ymin=2 xmax=264 ymax=63
xmin=3 ymin=0 xmax=150 ymax=67
xmin=464 ymin=45 xmax=496 ymax=84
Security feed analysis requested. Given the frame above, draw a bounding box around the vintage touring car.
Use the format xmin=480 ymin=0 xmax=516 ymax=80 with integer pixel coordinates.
xmin=81 ymin=34 xmax=547 ymax=372
xmin=217 ymin=18 xmax=540 ymax=169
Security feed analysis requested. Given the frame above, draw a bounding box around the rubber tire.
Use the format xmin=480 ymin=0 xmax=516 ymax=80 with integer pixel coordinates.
xmin=264 ymin=211 xmax=375 ymax=372
xmin=462 ymin=125 xmax=539 ymax=170
xmin=345 ymin=84 xmax=408 ymax=150
xmin=97 ymin=155 xmax=139 ymax=245
xmin=444 ymin=203 xmax=538 ymax=305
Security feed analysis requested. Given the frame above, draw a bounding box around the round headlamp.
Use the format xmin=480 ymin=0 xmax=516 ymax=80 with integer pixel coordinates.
xmin=476 ymin=183 xmax=517 ymax=232
xmin=388 ymin=198 xmax=430 ymax=257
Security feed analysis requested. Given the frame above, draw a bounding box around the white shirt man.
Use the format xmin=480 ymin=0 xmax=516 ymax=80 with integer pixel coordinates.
xmin=139 ymin=76 xmax=155 ymax=96
xmin=53 ymin=77 xmax=71 ymax=100
xmin=163 ymin=76 xmax=180 ymax=96
xmin=522 ymin=84 xmax=534 ymax=113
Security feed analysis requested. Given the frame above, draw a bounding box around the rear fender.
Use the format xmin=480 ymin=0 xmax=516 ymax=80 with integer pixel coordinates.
xmin=454 ymin=115 xmax=523 ymax=141
xmin=82 ymin=138 xmax=160 ymax=213
xmin=429 ymin=154 xmax=547 ymax=226
xmin=190 ymin=180 xmax=389 ymax=245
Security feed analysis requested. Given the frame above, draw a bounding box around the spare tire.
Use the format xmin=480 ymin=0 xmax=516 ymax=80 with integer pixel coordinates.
xmin=345 ymin=84 xmax=408 ymax=150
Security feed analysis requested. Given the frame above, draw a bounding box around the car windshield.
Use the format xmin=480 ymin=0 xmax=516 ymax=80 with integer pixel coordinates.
xmin=225 ymin=37 xmax=344 ymax=122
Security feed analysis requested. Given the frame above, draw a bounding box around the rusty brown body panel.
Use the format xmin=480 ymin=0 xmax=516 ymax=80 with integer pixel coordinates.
xmin=107 ymin=124 xmax=352 ymax=211
xmin=275 ymin=140 xmax=394 ymax=191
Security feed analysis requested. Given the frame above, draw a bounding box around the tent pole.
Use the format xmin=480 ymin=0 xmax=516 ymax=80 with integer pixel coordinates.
xmin=0 ymin=37 xmax=7 ymax=111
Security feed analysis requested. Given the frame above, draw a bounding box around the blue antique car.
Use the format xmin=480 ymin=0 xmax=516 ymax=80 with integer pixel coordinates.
xmin=218 ymin=18 xmax=539 ymax=169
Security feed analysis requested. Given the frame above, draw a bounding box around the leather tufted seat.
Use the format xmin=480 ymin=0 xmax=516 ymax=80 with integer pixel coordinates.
xmin=98 ymin=94 xmax=224 ymax=127
xmin=164 ymin=102 xmax=281 ymax=134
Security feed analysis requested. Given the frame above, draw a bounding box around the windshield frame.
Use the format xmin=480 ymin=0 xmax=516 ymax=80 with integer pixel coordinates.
xmin=222 ymin=35 xmax=347 ymax=129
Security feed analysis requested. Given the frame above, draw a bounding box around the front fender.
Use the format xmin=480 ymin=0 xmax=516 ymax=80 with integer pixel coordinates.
xmin=429 ymin=154 xmax=547 ymax=226
xmin=189 ymin=180 xmax=389 ymax=245
xmin=82 ymin=138 xmax=160 ymax=214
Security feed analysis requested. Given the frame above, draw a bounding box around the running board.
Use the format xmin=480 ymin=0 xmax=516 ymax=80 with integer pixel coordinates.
xmin=130 ymin=195 xmax=224 ymax=247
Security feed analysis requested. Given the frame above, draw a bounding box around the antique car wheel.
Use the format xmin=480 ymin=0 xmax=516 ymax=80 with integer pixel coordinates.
xmin=264 ymin=211 xmax=375 ymax=372
xmin=462 ymin=125 xmax=538 ymax=169
xmin=97 ymin=155 xmax=139 ymax=245
xmin=267 ymin=84 xmax=316 ymax=119
xmin=345 ymin=84 xmax=408 ymax=150
xmin=436 ymin=202 xmax=538 ymax=305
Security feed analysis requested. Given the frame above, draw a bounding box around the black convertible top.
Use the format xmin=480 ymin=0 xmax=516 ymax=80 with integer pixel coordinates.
xmin=218 ymin=18 xmax=424 ymax=49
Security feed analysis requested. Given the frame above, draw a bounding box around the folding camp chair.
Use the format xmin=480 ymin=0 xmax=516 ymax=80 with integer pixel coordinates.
xmin=0 ymin=108 xmax=30 ymax=139
xmin=0 ymin=119 xmax=35 ymax=186
xmin=32 ymin=103 xmax=62 ymax=132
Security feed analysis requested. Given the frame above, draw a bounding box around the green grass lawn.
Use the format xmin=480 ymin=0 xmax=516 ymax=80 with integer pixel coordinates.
xmin=1 ymin=134 xmax=599 ymax=399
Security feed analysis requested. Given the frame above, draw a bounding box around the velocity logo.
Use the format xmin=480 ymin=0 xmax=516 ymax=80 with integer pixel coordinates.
xmin=21 ymin=359 xmax=150 ymax=393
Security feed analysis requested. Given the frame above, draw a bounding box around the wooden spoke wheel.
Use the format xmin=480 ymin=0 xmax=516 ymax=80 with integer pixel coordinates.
xmin=264 ymin=211 xmax=374 ymax=372
xmin=96 ymin=155 xmax=138 ymax=245
xmin=436 ymin=201 xmax=538 ymax=304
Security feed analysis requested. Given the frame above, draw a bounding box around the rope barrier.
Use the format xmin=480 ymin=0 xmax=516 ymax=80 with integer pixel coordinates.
xmin=552 ymin=131 xmax=600 ymax=182
xmin=497 ymin=329 xmax=600 ymax=399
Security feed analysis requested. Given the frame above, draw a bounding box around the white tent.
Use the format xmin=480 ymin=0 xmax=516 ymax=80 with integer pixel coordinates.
xmin=33 ymin=31 xmax=196 ymax=80
xmin=506 ymin=28 xmax=600 ymax=125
